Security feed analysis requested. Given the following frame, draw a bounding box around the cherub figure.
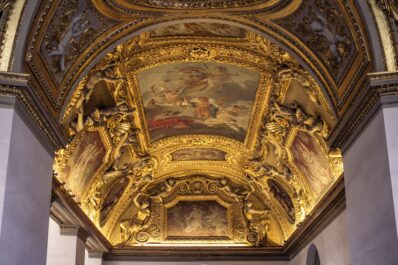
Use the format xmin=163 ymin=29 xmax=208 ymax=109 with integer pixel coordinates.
xmin=218 ymin=178 xmax=241 ymax=202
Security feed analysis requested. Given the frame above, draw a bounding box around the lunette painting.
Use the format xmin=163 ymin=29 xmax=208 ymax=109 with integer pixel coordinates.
xmin=58 ymin=131 xmax=106 ymax=199
xmin=167 ymin=200 xmax=229 ymax=238
xmin=137 ymin=62 xmax=260 ymax=142
xmin=291 ymin=131 xmax=334 ymax=195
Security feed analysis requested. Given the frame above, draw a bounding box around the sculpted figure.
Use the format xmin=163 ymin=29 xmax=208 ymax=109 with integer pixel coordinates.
xmin=119 ymin=193 xmax=151 ymax=244
xmin=243 ymin=200 xmax=270 ymax=246
xmin=271 ymin=101 xmax=328 ymax=138
xmin=49 ymin=13 xmax=90 ymax=71
xmin=245 ymin=159 xmax=292 ymax=182
xmin=271 ymin=101 xmax=298 ymax=124
xmin=73 ymin=71 xmax=124 ymax=132
xmin=309 ymin=12 xmax=349 ymax=64
xmin=155 ymin=178 xmax=176 ymax=199
xmin=128 ymin=157 xmax=155 ymax=195
xmin=102 ymin=156 xmax=154 ymax=187
xmin=88 ymin=101 xmax=135 ymax=125
xmin=217 ymin=178 xmax=241 ymax=201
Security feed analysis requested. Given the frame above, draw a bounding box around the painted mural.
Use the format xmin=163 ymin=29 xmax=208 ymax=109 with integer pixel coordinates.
xmin=167 ymin=200 xmax=228 ymax=238
xmin=291 ymin=131 xmax=334 ymax=195
xmin=137 ymin=62 xmax=260 ymax=142
xmin=171 ymin=148 xmax=227 ymax=161
xmin=59 ymin=131 xmax=106 ymax=199
xmin=150 ymin=22 xmax=245 ymax=38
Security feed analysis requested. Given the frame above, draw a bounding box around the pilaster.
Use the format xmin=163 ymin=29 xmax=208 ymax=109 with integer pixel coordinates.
xmin=47 ymin=218 xmax=88 ymax=265
xmin=85 ymin=251 xmax=104 ymax=265
xmin=339 ymin=72 xmax=398 ymax=265
xmin=0 ymin=98 xmax=54 ymax=265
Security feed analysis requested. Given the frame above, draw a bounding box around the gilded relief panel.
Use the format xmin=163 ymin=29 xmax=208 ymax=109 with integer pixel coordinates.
xmin=41 ymin=0 xmax=117 ymax=82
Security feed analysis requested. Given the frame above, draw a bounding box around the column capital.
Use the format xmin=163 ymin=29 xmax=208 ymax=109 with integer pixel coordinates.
xmin=59 ymin=224 xmax=90 ymax=242
xmin=87 ymin=250 xmax=104 ymax=259
xmin=329 ymin=71 xmax=398 ymax=152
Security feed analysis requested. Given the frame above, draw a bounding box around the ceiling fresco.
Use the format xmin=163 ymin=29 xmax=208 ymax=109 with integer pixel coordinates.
xmin=137 ymin=62 xmax=260 ymax=142
xmin=52 ymin=20 xmax=344 ymax=254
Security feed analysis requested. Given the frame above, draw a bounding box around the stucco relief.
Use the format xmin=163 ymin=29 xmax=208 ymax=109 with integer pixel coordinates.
xmin=277 ymin=0 xmax=356 ymax=82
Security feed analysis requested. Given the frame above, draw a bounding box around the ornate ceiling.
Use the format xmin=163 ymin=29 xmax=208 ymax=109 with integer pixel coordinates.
xmin=23 ymin=0 xmax=372 ymax=258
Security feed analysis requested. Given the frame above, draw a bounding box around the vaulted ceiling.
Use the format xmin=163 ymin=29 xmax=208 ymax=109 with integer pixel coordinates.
xmin=24 ymin=0 xmax=372 ymax=257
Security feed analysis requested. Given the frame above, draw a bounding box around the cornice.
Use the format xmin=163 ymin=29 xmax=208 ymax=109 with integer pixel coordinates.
xmin=0 ymin=72 xmax=65 ymax=151
xmin=329 ymin=71 xmax=398 ymax=152
xmin=59 ymin=224 xmax=90 ymax=241
xmin=86 ymin=250 xmax=104 ymax=259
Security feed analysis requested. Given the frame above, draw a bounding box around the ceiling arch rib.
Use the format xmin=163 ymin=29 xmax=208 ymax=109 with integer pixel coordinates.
xmin=51 ymin=20 xmax=344 ymax=253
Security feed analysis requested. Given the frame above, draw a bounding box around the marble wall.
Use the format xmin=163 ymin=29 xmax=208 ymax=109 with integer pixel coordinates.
xmin=290 ymin=211 xmax=350 ymax=265
xmin=343 ymin=107 xmax=398 ymax=265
